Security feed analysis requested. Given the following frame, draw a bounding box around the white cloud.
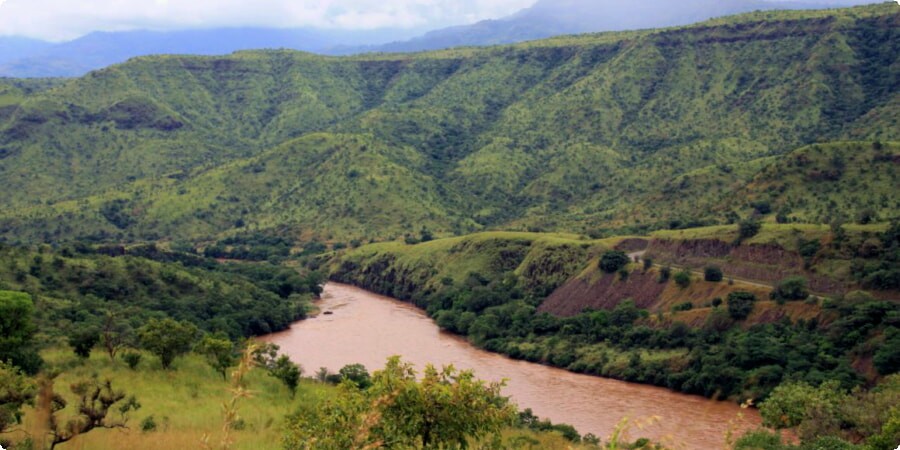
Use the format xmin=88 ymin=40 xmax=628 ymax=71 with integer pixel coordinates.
xmin=0 ymin=0 xmax=536 ymax=41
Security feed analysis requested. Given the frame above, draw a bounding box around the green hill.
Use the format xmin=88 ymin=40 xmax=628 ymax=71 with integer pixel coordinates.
xmin=0 ymin=4 xmax=897 ymax=244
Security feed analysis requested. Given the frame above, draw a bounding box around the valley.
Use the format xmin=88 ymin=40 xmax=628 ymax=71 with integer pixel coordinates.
xmin=0 ymin=3 xmax=898 ymax=450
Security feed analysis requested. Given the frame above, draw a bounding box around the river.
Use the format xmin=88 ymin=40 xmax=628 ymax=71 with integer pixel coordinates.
xmin=264 ymin=283 xmax=761 ymax=448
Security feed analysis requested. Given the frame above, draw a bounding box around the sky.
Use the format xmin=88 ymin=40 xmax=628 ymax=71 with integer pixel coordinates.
xmin=0 ymin=0 xmax=537 ymax=42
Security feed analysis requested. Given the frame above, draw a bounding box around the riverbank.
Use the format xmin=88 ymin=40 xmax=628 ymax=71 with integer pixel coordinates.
xmin=265 ymin=283 xmax=761 ymax=447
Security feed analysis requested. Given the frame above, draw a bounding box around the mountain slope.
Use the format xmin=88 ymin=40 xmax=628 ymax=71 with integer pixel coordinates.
xmin=0 ymin=4 xmax=897 ymax=244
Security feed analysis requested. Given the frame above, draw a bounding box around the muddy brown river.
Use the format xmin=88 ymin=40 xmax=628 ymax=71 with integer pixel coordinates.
xmin=264 ymin=283 xmax=761 ymax=448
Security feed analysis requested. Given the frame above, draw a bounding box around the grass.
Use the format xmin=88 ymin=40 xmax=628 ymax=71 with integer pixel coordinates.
xmin=7 ymin=348 xmax=605 ymax=450
xmin=11 ymin=348 xmax=333 ymax=450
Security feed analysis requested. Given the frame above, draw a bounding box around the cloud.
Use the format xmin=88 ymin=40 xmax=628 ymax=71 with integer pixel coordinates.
xmin=0 ymin=0 xmax=536 ymax=41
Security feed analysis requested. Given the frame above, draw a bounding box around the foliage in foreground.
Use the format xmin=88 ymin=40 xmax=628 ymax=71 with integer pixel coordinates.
xmin=283 ymin=356 xmax=516 ymax=449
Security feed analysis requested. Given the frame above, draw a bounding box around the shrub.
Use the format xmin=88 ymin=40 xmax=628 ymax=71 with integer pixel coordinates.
xmin=771 ymin=277 xmax=809 ymax=302
xmin=727 ymin=292 xmax=757 ymax=320
xmin=141 ymin=415 xmax=157 ymax=433
xmin=704 ymin=266 xmax=724 ymax=282
xmin=68 ymin=327 xmax=100 ymax=359
xmin=738 ymin=219 xmax=762 ymax=241
xmin=711 ymin=297 xmax=723 ymax=308
xmin=659 ymin=266 xmax=671 ymax=283
xmin=673 ymin=302 xmax=693 ymax=312
xmin=642 ymin=258 xmax=653 ymax=271
xmin=122 ymin=351 xmax=142 ymax=370
xmin=600 ymin=251 xmax=630 ymax=273
xmin=674 ymin=270 xmax=692 ymax=288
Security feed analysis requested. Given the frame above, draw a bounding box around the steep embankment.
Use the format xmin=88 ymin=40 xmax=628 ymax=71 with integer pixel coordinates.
xmin=0 ymin=5 xmax=897 ymax=243
xmin=328 ymin=229 xmax=900 ymax=402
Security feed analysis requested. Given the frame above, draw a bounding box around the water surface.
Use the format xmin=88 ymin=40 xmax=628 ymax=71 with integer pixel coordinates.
xmin=265 ymin=283 xmax=760 ymax=448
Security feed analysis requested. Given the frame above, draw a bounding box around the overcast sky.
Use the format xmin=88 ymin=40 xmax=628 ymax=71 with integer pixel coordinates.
xmin=0 ymin=0 xmax=537 ymax=41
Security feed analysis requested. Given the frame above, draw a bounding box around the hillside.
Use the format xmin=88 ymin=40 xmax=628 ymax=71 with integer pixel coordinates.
xmin=0 ymin=4 xmax=897 ymax=245
xmin=328 ymin=227 xmax=899 ymax=403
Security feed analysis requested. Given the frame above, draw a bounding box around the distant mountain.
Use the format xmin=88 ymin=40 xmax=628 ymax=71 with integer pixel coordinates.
xmin=0 ymin=4 xmax=895 ymax=244
xmin=0 ymin=37 xmax=53 ymax=66
xmin=0 ymin=28 xmax=420 ymax=78
xmin=370 ymin=0 xmax=881 ymax=53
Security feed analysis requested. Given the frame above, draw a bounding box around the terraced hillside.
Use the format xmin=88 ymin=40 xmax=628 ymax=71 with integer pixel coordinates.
xmin=0 ymin=4 xmax=897 ymax=244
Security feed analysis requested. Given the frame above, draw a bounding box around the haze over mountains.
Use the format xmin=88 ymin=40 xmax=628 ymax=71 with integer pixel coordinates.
xmin=0 ymin=0 xmax=882 ymax=77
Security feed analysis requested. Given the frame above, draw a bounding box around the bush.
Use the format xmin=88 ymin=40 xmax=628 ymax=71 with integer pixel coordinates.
xmin=141 ymin=415 xmax=157 ymax=433
xmin=122 ymin=351 xmax=142 ymax=370
xmin=600 ymin=251 xmax=630 ymax=273
xmin=674 ymin=270 xmax=692 ymax=288
xmin=642 ymin=258 xmax=653 ymax=271
xmin=68 ymin=327 xmax=100 ymax=359
xmin=659 ymin=266 xmax=671 ymax=283
xmin=711 ymin=297 xmax=723 ymax=308
xmin=738 ymin=219 xmax=762 ymax=241
xmin=673 ymin=302 xmax=693 ymax=312
xmin=771 ymin=277 xmax=809 ymax=302
xmin=727 ymin=292 xmax=757 ymax=320
xmin=704 ymin=266 xmax=723 ymax=282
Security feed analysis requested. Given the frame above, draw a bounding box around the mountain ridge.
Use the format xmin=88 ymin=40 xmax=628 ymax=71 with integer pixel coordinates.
xmin=0 ymin=4 xmax=896 ymax=244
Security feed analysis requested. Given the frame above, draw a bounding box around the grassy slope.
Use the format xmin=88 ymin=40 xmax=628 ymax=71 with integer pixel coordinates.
xmin=0 ymin=4 xmax=896 ymax=243
xmin=8 ymin=349 xmax=591 ymax=450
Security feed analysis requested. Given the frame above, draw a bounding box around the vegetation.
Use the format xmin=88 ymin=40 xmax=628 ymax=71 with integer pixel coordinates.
xmin=0 ymin=5 xmax=896 ymax=244
xmin=332 ymin=233 xmax=897 ymax=409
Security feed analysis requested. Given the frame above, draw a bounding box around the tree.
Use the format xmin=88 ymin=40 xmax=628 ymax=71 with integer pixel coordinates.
xmin=338 ymin=363 xmax=372 ymax=390
xmin=100 ymin=311 xmax=133 ymax=361
xmin=674 ymin=270 xmax=692 ymax=288
xmin=738 ymin=219 xmax=762 ymax=242
xmin=599 ymin=251 xmax=630 ymax=273
xmin=771 ymin=276 xmax=809 ymax=302
xmin=39 ymin=376 xmax=141 ymax=450
xmin=0 ymin=361 xmax=36 ymax=435
xmin=658 ymin=266 xmax=671 ymax=283
xmin=68 ymin=327 xmax=100 ymax=359
xmin=195 ymin=334 xmax=236 ymax=380
xmin=727 ymin=291 xmax=757 ymax=320
xmin=137 ymin=318 xmax=199 ymax=370
xmin=0 ymin=290 xmax=42 ymax=375
xmin=284 ymin=357 xmax=515 ymax=449
xmin=270 ymin=356 xmax=303 ymax=397
xmin=704 ymin=266 xmax=724 ymax=282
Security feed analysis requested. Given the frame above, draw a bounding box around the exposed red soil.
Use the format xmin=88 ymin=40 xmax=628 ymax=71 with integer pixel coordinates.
xmin=645 ymin=239 xmax=851 ymax=295
xmin=539 ymin=270 xmax=667 ymax=317
xmin=614 ymin=238 xmax=649 ymax=252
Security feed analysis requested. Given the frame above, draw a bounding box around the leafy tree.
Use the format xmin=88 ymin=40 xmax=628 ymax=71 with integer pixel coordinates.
xmin=772 ymin=276 xmax=809 ymax=301
xmin=338 ymin=363 xmax=372 ymax=390
xmin=0 ymin=361 xmax=36 ymax=434
xmin=195 ymin=334 xmax=236 ymax=380
xmin=599 ymin=251 xmax=630 ymax=273
xmin=738 ymin=219 xmax=762 ymax=241
xmin=0 ymin=291 xmax=42 ymax=374
xmin=704 ymin=266 xmax=723 ymax=282
xmin=100 ymin=311 xmax=133 ymax=361
xmin=68 ymin=326 xmax=100 ymax=359
xmin=284 ymin=357 xmax=515 ymax=449
xmin=727 ymin=291 xmax=757 ymax=320
xmin=138 ymin=318 xmax=199 ymax=370
xmin=642 ymin=258 xmax=653 ymax=271
xmin=674 ymin=270 xmax=692 ymax=288
xmin=270 ymin=355 xmax=303 ymax=397
xmin=874 ymin=329 xmax=900 ymax=375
